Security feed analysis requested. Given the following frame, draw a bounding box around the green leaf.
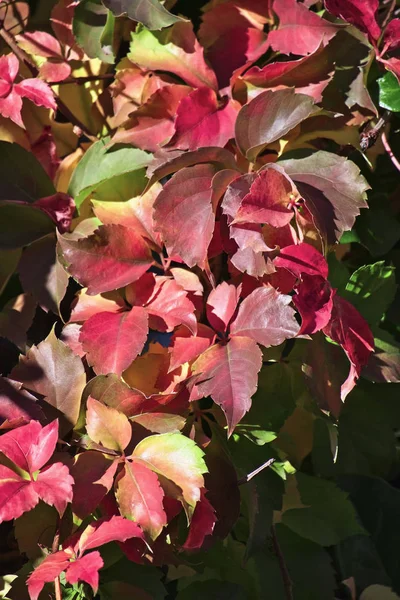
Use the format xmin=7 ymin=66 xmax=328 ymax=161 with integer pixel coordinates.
xmin=101 ymin=557 xmax=166 ymax=599
xmin=68 ymin=138 xmax=150 ymax=209
xmin=73 ymin=0 xmax=115 ymax=64
xmin=0 ymin=202 xmax=55 ymax=250
xmin=102 ymin=0 xmax=186 ymax=29
xmin=282 ymin=472 xmax=366 ymax=546
xmin=311 ymin=418 xmax=335 ymax=479
xmin=0 ymin=141 xmax=55 ymax=202
xmin=378 ymin=72 xmax=400 ymax=112
xmin=345 ymin=201 xmax=400 ymax=257
xmin=177 ymin=581 xmax=247 ymax=600
xmin=343 ymin=261 xmax=397 ymax=325
xmin=0 ymin=249 xmax=21 ymax=295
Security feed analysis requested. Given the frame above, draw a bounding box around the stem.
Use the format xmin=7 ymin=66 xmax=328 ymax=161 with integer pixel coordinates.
xmin=271 ymin=524 xmax=293 ymax=600
xmin=52 ymin=522 xmax=62 ymax=600
xmin=237 ymin=457 xmax=276 ymax=485
xmin=382 ymin=0 xmax=397 ymax=29
xmin=382 ymin=131 xmax=400 ymax=172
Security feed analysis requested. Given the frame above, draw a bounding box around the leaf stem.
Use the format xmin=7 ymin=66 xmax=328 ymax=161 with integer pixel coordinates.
xmin=382 ymin=131 xmax=400 ymax=172
xmin=237 ymin=457 xmax=276 ymax=485
xmin=271 ymin=524 xmax=294 ymax=600
xmin=52 ymin=521 xmax=62 ymax=600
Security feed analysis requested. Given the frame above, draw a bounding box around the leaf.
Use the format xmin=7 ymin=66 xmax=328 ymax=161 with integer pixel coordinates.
xmin=84 ymin=373 xmax=149 ymax=417
xmin=116 ymin=460 xmax=167 ymax=540
xmin=11 ymin=329 xmax=86 ymax=434
xmin=361 ymin=585 xmax=400 ymax=600
xmin=67 ymin=137 xmax=150 ymax=208
xmin=325 ymin=0 xmax=380 ymax=42
xmin=65 ymin=551 xmax=103 ymax=592
xmin=70 ymin=288 xmax=126 ymax=323
xmin=168 ymin=87 xmax=237 ymax=151
xmin=281 ymin=472 xmax=366 ymax=546
xmin=0 ymin=377 xmax=43 ymax=428
xmin=183 ymin=489 xmax=216 ymax=550
xmin=378 ymin=72 xmax=400 ymax=113
xmin=279 ymin=151 xmax=369 ymax=244
xmin=145 ymin=276 xmax=197 ymax=334
xmin=0 ymin=293 xmax=36 ymax=351
xmin=269 ymin=0 xmax=339 ymax=55
xmin=323 ymin=294 xmax=374 ymax=399
xmin=235 ymin=89 xmax=319 ymax=161
xmin=27 ymin=551 xmax=71 ymax=600
xmin=86 ymin=397 xmax=132 ymax=451
xmin=80 ymin=307 xmax=149 ymax=375
xmin=132 ymin=432 xmax=207 ymax=509
xmin=383 ymin=18 xmax=400 ymax=52
xmin=58 ymin=225 xmax=153 ymax=295
xmin=15 ymin=502 xmax=57 ymax=560
xmin=192 ymin=336 xmax=263 ymax=435
xmin=343 ymin=262 xmax=397 ymax=326
xmin=102 ymin=0 xmax=186 ymax=30
xmin=77 ymin=515 xmax=145 ymax=553
xmin=274 ymin=242 xmax=329 ymax=278
xmin=153 ymin=164 xmax=216 ymax=269
xmin=0 ymin=419 xmax=58 ymax=475
xmin=230 ymin=286 xmax=300 ymax=347
xmin=0 ymin=141 xmax=55 ymax=202
xmin=206 ymin=282 xmax=240 ymax=333
xmin=293 ymin=274 xmax=334 ymax=335
xmin=70 ymin=451 xmax=118 ymax=519
xmin=73 ymin=0 xmax=115 ymax=64
xmin=129 ymin=22 xmax=218 ymax=91
xmin=0 ymin=201 xmax=55 ymax=250
xmin=169 ymin=325 xmax=215 ymax=372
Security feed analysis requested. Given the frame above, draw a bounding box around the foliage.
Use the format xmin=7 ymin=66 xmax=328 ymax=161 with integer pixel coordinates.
xmin=0 ymin=0 xmax=400 ymax=598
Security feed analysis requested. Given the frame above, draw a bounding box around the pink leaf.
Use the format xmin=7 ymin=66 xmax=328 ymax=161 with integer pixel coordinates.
xmin=17 ymin=31 xmax=62 ymax=59
xmin=86 ymin=396 xmax=132 ymax=452
xmin=71 ymin=451 xmax=118 ymax=519
xmin=230 ymin=286 xmax=300 ymax=347
xmin=323 ymin=294 xmax=374 ymax=399
xmin=77 ymin=515 xmax=145 ymax=553
xmin=116 ymin=460 xmax=167 ymax=540
xmin=274 ymin=242 xmax=329 ymax=278
xmin=65 ymin=551 xmax=103 ymax=594
xmin=232 ymin=165 xmax=296 ymax=227
xmin=27 ymin=551 xmax=71 ymax=600
xmin=58 ymin=225 xmax=153 ymax=295
xmin=0 ymin=377 xmax=43 ymax=428
xmin=153 ymin=164 xmax=216 ymax=269
xmin=146 ymin=277 xmax=197 ymax=335
xmin=34 ymin=193 xmax=75 ymax=233
xmin=80 ymin=307 xmax=149 ymax=376
xmin=0 ymin=53 xmax=18 ymax=83
xmin=0 ymin=466 xmax=39 ymax=523
xmin=269 ymin=0 xmax=339 ymax=55
xmin=33 ymin=462 xmax=74 ymax=516
xmin=169 ymin=325 xmax=215 ymax=372
xmin=183 ymin=489 xmax=216 ymax=550
xmin=0 ymin=419 xmax=58 ymax=473
xmin=324 ymin=0 xmax=380 ymax=42
xmin=206 ymin=282 xmax=240 ymax=333
xmin=383 ymin=19 xmax=400 ymax=52
xmin=192 ymin=336 xmax=262 ymax=435
xmin=168 ymin=87 xmax=237 ymax=151
xmin=14 ymin=78 xmax=56 ymax=110
xmin=294 ymin=274 xmax=334 ymax=334
xmin=0 ymin=88 xmax=23 ymax=128
xmin=70 ymin=288 xmax=126 ymax=323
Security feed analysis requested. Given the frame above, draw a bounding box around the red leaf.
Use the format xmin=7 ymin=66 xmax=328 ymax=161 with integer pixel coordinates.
xmin=323 ymin=294 xmax=374 ymax=399
xmin=192 ymin=336 xmax=262 ymax=434
xmin=294 ymin=274 xmax=334 ymax=334
xmin=146 ymin=277 xmax=197 ymax=334
xmin=0 ymin=87 xmax=23 ymax=128
xmin=27 ymin=551 xmax=71 ymax=600
xmin=0 ymin=377 xmax=43 ymax=428
xmin=168 ymin=87 xmax=237 ymax=151
xmin=86 ymin=397 xmax=132 ymax=452
xmin=230 ymin=286 xmax=300 ymax=347
xmin=274 ymin=242 xmax=329 ymax=278
xmin=65 ymin=551 xmax=103 ymax=593
xmin=14 ymin=78 xmax=56 ymax=110
xmin=70 ymin=451 xmax=118 ymax=519
xmin=383 ymin=19 xmax=400 ymax=52
xmin=34 ymin=193 xmax=74 ymax=233
xmin=169 ymin=325 xmax=215 ymax=372
xmin=183 ymin=489 xmax=216 ymax=550
xmin=116 ymin=460 xmax=167 ymax=540
xmin=269 ymin=0 xmax=339 ymax=55
xmin=33 ymin=462 xmax=74 ymax=516
xmin=31 ymin=127 xmax=60 ymax=180
xmin=0 ymin=419 xmax=58 ymax=473
xmin=70 ymin=288 xmax=126 ymax=323
xmin=206 ymin=282 xmax=240 ymax=333
xmin=235 ymin=89 xmax=319 ymax=161
xmin=232 ymin=165 xmax=296 ymax=228
xmin=17 ymin=31 xmax=63 ymax=59
xmin=77 ymin=515 xmax=145 ymax=553
xmin=0 ymin=466 xmax=39 ymax=522
xmin=153 ymin=164 xmax=216 ymax=269
xmin=80 ymin=307 xmax=149 ymax=376
xmin=85 ymin=374 xmax=150 ymax=417
xmin=58 ymin=225 xmax=153 ymax=296
xmin=325 ymin=0 xmax=380 ymax=42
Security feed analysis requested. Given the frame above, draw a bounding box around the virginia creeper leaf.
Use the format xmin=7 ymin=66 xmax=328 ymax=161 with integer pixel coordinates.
xmin=102 ymin=0 xmax=186 ymax=30
xmin=325 ymin=0 xmax=380 ymax=42
xmin=86 ymin=397 xmax=132 ymax=451
xmin=206 ymin=282 xmax=240 ymax=333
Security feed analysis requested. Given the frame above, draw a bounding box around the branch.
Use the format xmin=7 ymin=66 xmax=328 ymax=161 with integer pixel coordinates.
xmin=271 ymin=524 xmax=294 ymax=600
xmin=237 ymin=458 xmax=276 ymax=485
xmin=52 ymin=521 xmax=62 ymax=600
xmin=382 ymin=0 xmax=397 ymax=29
xmin=382 ymin=131 xmax=400 ymax=172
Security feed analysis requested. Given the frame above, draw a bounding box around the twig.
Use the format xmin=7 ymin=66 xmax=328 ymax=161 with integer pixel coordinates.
xmin=382 ymin=131 xmax=400 ymax=172
xmin=271 ymin=524 xmax=294 ymax=600
xmin=237 ymin=457 xmax=276 ymax=485
xmin=52 ymin=522 xmax=62 ymax=600
xmin=382 ymin=0 xmax=397 ymax=29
